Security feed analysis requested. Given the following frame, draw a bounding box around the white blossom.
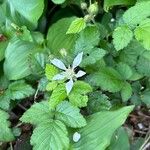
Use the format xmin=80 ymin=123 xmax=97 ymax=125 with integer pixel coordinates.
xmin=73 ymin=132 xmax=81 ymax=142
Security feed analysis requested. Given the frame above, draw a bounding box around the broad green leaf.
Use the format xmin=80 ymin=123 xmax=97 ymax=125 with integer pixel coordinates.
xmin=49 ymin=84 xmax=67 ymax=110
xmin=45 ymin=64 xmax=59 ymax=81
xmin=47 ymin=17 xmax=77 ymax=56
xmin=67 ymin=18 xmax=86 ymax=34
xmin=121 ymin=82 xmax=132 ymax=102
xmin=108 ymin=127 xmax=130 ymax=150
xmin=134 ymin=18 xmax=150 ymax=50
xmin=20 ymin=101 xmax=53 ymax=125
xmin=4 ymin=39 xmax=38 ymax=80
xmin=123 ymin=1 xmax=150 ymax=26
xmin=87 ymin=67 xmax=124 ymax=92
xmin=31 ymin=120 xmax=69 ymax=150
xmin=104 ymin=0 xmax=135 ymax=12
xmin=87 ymin=91 xmax=111 ymax=114
xmin=0 ymin=38 xmax=8 ymax=61
xmin=8 ymin=80 xmax=35 ymax=100
xmin=68 ymin=81 xmax=92 ymax=107
xmin=73 ymin=106 xmax=134 ymax=150
xmin=113 ymin=25 xmax=133 ymax=51
xmin=116 ymin=62 xmax=133 ymax=80
xmin=51 ymin=0 xmax=66 ymax=4
xmin=0 ymin=109 xmax=14 ymax=142
xmin=55 ymin=101 xmax=86 ymax=128
xmin=141 ymin=90 xmax=150 ymax=107
xmin=81 ymin=48 xmax=106 ymax=67
xmin=7 ymin=0 xmax=44 ymax=29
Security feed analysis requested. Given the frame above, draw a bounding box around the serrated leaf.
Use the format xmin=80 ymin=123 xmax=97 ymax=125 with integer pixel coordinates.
xmin=55 ymin=101 xmax=86 ymax=128
xmin=20 ymin=101 xmax=52 ymax=126
xmin=8 ymin=80 xmax=35 ymax=100
xmin=31 ymin=120 xmax=69 ymax=150
xmin=121 ymin=82 xmax=132 ymax=102
xmin=67 ymin=18 xmax=86 ymax=34
xmin=51 ymin=0 xmax=66 ymax=4
xmin=87 ymin=67 xmax=124 ymax=92
xmin=73 ymin=106 xmax=134 ymax=150
xmin=46 ymin=81 xmax=58 ymax=91
xmin=123 ymin=1 xmax=150 ymax=26
xmin=134 ymin=18 xmax=150 ymax=50
xmin=0 ymin=109 xmax=14 ymax=142
xmin=113 ymin=25 xmax=133 ymax=51
xmin=49 ymin=84 xmax=67 ymax=110
xmin=68 ymin=81 xmax=92 ymax=107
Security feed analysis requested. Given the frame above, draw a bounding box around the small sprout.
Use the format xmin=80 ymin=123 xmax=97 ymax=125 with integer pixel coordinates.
xmin=88 ymin=2 xmax=99 ymax=15
xmin=81 ymin=2 xmax=87 ymax=10
xmin=73 ymin=132 xmax=81 ymax=142
xmin=50 ymin=52 xmax=86 ymax=95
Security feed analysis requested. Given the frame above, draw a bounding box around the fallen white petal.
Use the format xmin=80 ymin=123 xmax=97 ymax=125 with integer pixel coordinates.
xmin=66 ymin=79 xmax=74 ymax=95
xmin=51 ymin=58 xmax=67 ymax=70
xmin=72 ymin=52 xmax=83 ymax=69
xmin=73 ymin=132 xmax=81 ymax=142
xmin=52 ymin=73 xmax=65 ymax=80
xmin=75 ymin=70 xmax=86 ymax=78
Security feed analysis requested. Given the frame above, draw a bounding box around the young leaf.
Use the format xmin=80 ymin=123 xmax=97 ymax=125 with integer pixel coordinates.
xmin=31 ymin=120 xmax=69 ymax=150
xmin=55 ymin=101 xmax=86 ymax=128
xmin=0 ymin=110 xmax=14 ymax=142
xmin=73 ymin=106 xmax=134 ymax=150
xmin=67 ymin=18 xmax=86 ymax=34
xmin=134 ymin=18 xmax=150 ymax=50
xmin=113 ymin=25 xmax=133 ymax=51
xmin=20 ymin=101 xmax=53 ymax=126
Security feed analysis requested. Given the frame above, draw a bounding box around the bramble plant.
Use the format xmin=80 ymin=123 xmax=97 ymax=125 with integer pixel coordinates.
xmin=0 ymin=0 xmax=150 ymax=149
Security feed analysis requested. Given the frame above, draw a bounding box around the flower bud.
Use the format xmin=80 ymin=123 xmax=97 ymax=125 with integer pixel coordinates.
xmin=84 ymin=14 xmax=92 ymax=23
xmin=81 ymin=2 xmax=87 ymax=10
xmin=60 ymin=48 xmax=67 ymax=57
xmin=88 ymin=2 xmax=99 ymax=15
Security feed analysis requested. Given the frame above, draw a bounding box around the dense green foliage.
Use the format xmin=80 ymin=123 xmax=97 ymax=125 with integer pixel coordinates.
xmin=0 ymin=0 xmax=150 ymax=149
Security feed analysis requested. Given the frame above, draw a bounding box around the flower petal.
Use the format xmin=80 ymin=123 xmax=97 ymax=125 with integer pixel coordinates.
xmin=66 ymin=79 xmax=74 ymax=95
xmin=50 ymin=58 xmax=67 ymax=70
xmin=72 ymin=52 xmax=83 ymax=69
xmin=52 ymin=73 xmax=65 ymax=80
xmin=75 ymin=70 xmax=86 ymax=78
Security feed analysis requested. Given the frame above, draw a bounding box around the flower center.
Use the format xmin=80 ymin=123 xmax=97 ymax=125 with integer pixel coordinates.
xmin=65 ymin=68 xmax=75 ymax=79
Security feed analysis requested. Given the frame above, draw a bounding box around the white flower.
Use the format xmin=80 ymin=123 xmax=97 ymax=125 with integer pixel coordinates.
xmin=50 ymin=52 xmax=86 ymax=95
xmin=73 ymin=132 xmax=81 ymax=142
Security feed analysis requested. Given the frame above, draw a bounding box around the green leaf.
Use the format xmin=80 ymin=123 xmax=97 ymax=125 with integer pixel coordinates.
xmin=0 ymin=109 xmax=14 ymax=142
xmin=51 ymin=0 xmax=66 ymax=4
xmin=104 ymin=0 xmax=135 ymax=12
xmin=31 ymin=120 xmax=69 ymax=150
xmin=49 ymin=84 xmax=67 ymax=110
xmin=123 ymin=1 xmax=150 ymax=26
xmin=141 ymin=90 xmax=150 ymax=107
xmin=8 ymin=80 xmax=35 ymax=100
xmin=55 ymin=101 xmax=86 ymax=128
xmin=67 ymin=18 xmax=86 ymax=34
xmin=68 ymin=81 xmax=92 ymax=107
xmin=116 ymin=62 xmax=133 ymax=80
xmin=113 ymin=25 xmax=133 ymax=51
xmin=20 ymin=101 xmax=52 ymax=126
xmin=4 ymin=39 xmax=38 ymax=80
xmin=46 ymin=81 xmax=58 ymax=91
xmin=47 ymin=17 xmax=77 ymax=56
xmin=0 ymin=38 xmax=8 ymax=61
xmin=73 ymin=106 xmax=134 ymax=150
xmin=134 ymin=18 xmax=150 ymax=50
xmin=87 ymin=67 xmax=124 ymax=92
xmin=121 ymin=82 xmax=132 ymax=102
xmin=7 ymin=0 xmax=44 ymax=29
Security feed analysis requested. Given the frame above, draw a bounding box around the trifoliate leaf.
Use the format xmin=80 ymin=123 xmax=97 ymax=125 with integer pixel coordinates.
xmin=0 ymin=110 xmax=14 ymax=142
xmin=49 ymin=84 xmax=67 ymax=110
xmin=45 ymin=64 xmax=59 ymax=81
xmin=51 ymin=0 xmax=66 ymax=4
xmin=67 ymin=18 xmax=86 ymax=34
xmin=55 ymin=101 xmax=86 ymax=128
xmin=123 ymin=1 xmax=150 ymax=26
xmin=121 ymin=82 xmax=132 ymax=102
xmin=8 ymin=80 xmax=35 ymax=100
xmin=87 ymin=67 xmax=124 ymax=92
xmin=116 ymin=62 xmax=133 ymax=80
xmin=73 ymin=106 xmax=134 ymax=150
xmin=68 ymin=81 xmax=92 ymax=107
xmin=31 ymin=120 xmax=69 ymax=150
xmin=113 ymin=25 xmax=133 ymax=51
xmin=20 ymin=101 xmax=52 ymax=125
xmin=134 ymin=18 xmax=150 ymax=50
